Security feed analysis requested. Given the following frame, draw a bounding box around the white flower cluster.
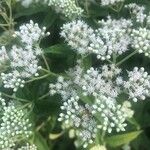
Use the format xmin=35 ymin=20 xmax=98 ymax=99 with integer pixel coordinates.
xmin=14 ymin=20 xmax=50 ymax=49
xmin=131 ymin=28 xmax=150 ymax=57
xmin=60 ymin=20 xmax=96 ymax=55
xmin=92 ymin=95 xmax=129 ymax=133
xmin=16 ymin=0 xmax=83 ymax=18
xmin=124 ymin=67 xmax=150 ymax=102
xmin=50 ymin=64 xmax=134 ymax=147
xmin=96 ymin=17 xmax=132 ymax=57
xmin=0 ymin=20 xmax=49 ymax=92
xmin=101 ymin=0 xmax=124 ymax=6
xmin=59 ymin=97 xmax=97 ymax=148
xmin=47 ymin=0 xmax=83 ymax=19
xmin=10 ymin=46 xmax=41 ymax=78
xmin=0 ymin=96 xmax=32 ymax=149
xmin=70 ymin=64 xmax=122 ymax=98
xmin=1 ymin=71 xmax=25 ymax=92
xmin=125 ymin=3 xmax=146 ymax=24
xmin=50 ymin=64 xmax=122 ymax=99
xmin=18 ymin=143 xmax=37 ymax=150
xmin=60 ymin=18 xmax=132 ymax=60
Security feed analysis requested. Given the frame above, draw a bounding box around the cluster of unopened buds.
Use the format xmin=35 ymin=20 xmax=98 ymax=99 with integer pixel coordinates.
xmin=18 ymin=143 xmax=37 ymax=150
xmin=16 ymin=0 xmax=83 ymax=18
xmin=0 ymin=94 xmax=33 ymax=149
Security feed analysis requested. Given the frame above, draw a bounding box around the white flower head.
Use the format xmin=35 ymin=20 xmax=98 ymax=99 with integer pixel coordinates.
xmin=14 ymin=20 xmax=49 ymax=48
xmin=124 ymin=67 xmax=150 ymax=102
xmin=101 ymin=0 xmax=124 ymax=6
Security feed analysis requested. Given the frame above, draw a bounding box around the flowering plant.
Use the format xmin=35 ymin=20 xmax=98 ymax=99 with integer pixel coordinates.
xmin=0 ymin=0 xmax=150 ymax=150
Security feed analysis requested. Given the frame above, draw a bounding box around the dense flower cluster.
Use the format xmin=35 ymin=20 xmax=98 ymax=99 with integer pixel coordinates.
xmin=96 ymin=17 xmax=132 ymax=57
xmin=131 ymin=28 xmax=150 ymax=57
xmin=14 ymin=20 xmax=50 ymax=49
xmin=125 ymin=3 xmax=146 ymax=24
xmin=61 ymin=18 xmax=132 ymax=60
xmin=0 ymin=95 xmax=32 ymax=149
xmin=59 ymin=97 xmax=97 ymax=148
xmin=101 ymin=0 xmax=124 ymax=6
xmin=0 ymin=20 xmax=49 ymax=92
xmin=47 ymin=0 xmax=83 ymax=18
xmin=60 ymin=20 xmax=105 ymax=56
xmin=18 ymin=143 xmax=37 ymax=150
xmin=124 ymin=67 xmax=150 ymax=102
xmin=16 ymin=0 xmax=83 ymax=18
xmin=50 ymin=64 xmax=134 ymax=147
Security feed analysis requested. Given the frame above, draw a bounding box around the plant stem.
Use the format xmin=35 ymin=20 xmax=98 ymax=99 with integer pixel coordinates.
xmin=116 ymin=50 xmax=137 ymax=66
xmin=41 ymin=68 xmax=70 ymax=79
xmin=113 ymin=53 xmax=117 ymax=64
xmin=1 ymin=92 xmax=29 ymax=102
xmin=107 ymin=59 xmax=113 ymax=64
xmin=36 ymin=116 xmax=51 ymax=131
xmin=101 ymin=130 xmax=106 ymax=145
xmin=18 ymin=102 xmax=32 ymax=110
xmin=41 ymin=68 xmax=59 ymax=77
xmin=38 ymin=92 xmax=50 ymax=100
xmin=0 ymin=24 xmax=9 ymax=26
xmin=26 ymin=74 xmax=50 ymax=83
xmin=42 ymin=53 xmax=50 ymax=71
xmin=85 ymin=0 xmax=89 ymax=17
xmin=8 ymin=0 xmax=13 ymax=31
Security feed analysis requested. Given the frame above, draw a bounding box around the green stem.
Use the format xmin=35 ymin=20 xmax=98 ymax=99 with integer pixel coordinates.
xmin=18 ymin=102 xmax=32 ymax=110
xmin=0 ymin=24 xmax=9 ymax=26
xmin=41 ymin=68 xmax=70 ymax=79
xmin=26 ymin=74 xmax=50 ymax=83
xmin=8 ymin=0 xmax=13 ymax=31
xmin=85 ymin=0 xmax=89 ymax=17
xmin=1 ymin=92 xmax=29 ymax=102
xmin=113 ymin=53 xmax=117 ymax=64
xmin=101 ymin=130 xmax=106 ymax=145
xmin=38 ymin=92 xmax=50 ymax=100
xmin=116 ymin=50 xmax=137 ymax=66
xmin=107 ymin=59 xmax=113 ymax=64
xmin=36 ymin=116 xmax=51 ymax=131
xmin=41 ymin=68 xmax=59 ymax=77
xmin=42 ymin=53 xmax=50 ymax=71
xmin=75 ymin=0 xmax=79 ymax=7
xmin=118 ymin=2 xmax=124 ymax=12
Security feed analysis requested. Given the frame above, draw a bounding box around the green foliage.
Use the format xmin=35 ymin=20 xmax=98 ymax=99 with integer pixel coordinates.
xmin=106 ymin=131 xmax=142 ymax=147
xmin=0 ymin=0 xmax=150 ymax=150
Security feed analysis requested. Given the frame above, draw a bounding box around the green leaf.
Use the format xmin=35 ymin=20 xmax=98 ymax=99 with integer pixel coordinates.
xmin=106 ymin=130 xmax=142 ymax=147
xmin=127 ymin=118 xmax=140 ymax=130
xmin=44 ymin=44 xmax=75 ymax=56
xmin=33 ymin=132 xmax=50 ymax=150
xmin=42 ymin=9 xmax=57 ymax=28
xmin=14 ymin=3 xmax=48 ymax=18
